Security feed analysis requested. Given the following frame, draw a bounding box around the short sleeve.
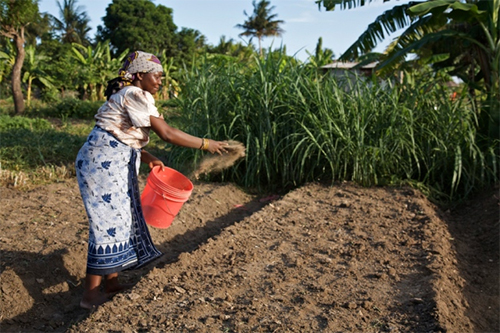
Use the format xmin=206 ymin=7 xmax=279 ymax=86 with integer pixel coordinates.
xmin=123 ymin=87 xmax=160 ymax=128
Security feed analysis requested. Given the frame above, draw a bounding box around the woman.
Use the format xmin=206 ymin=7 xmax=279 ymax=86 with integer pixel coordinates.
xmin=76 ymin=51 xmax=228 ymax=309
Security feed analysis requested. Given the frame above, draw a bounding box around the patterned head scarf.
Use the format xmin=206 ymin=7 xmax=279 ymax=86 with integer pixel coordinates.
xmin=118 ymin=51 xmax=163 ymax=82
xmin=105 ymin=51 xmax=163 ymax=100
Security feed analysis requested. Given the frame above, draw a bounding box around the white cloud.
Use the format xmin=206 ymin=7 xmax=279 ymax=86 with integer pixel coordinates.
xmin=285 ymin=10 xmax=316 ymax=23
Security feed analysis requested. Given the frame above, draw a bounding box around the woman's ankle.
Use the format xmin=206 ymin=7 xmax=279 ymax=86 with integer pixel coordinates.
xmin=105 ymin=282 xmax=134 ymax=294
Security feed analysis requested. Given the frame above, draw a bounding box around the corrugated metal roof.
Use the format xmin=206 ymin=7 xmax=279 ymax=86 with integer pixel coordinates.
xmin=320 ymin=61 xmax=378 ymax=69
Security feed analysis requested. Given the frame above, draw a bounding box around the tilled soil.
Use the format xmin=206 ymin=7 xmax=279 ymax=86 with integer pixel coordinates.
xmin=0 ymin=178 xmax=498 ymax=332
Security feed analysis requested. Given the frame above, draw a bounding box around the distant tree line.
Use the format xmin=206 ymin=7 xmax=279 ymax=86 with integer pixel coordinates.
xmin=1 ymin=0 xmax=289 ymax=113
xmin=1 ymin=0 xmax=498 ymax=148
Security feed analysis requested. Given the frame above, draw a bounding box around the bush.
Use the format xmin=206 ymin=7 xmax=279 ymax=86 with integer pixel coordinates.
xmin=0 ymin=115 xmax=88 ymax=170
xmin=28 ymin=98 xmax=103 ymax=119
xmin=0 ymin=115 xmax=52 ymax=130
xmin=0 ymin=98 xmax=14 ymax=115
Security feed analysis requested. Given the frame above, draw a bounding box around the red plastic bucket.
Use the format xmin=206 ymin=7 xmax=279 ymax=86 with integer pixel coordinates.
xmin=141 ymin=166 xmax=193 ymax=229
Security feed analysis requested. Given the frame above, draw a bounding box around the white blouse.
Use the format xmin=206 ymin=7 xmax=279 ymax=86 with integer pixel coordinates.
xmin=95 ymin=86 xmax=160 ymax=149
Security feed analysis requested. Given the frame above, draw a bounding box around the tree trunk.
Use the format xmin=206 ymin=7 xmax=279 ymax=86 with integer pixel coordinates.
xmin=88 ymin=83 xmax=94 ymax=101
xmin=97 ymin=84 xmax=104 ymax=101
xmin=12 ymin=28 xmax=26 ymax=114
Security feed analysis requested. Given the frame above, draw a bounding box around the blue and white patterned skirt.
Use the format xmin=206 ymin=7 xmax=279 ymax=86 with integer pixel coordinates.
xmin=76 ymin=126 xmax=162 ymax=275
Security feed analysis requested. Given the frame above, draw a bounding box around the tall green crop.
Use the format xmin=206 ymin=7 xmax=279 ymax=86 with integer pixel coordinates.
xmin=159 ymin=53 xmax=498 ymax=200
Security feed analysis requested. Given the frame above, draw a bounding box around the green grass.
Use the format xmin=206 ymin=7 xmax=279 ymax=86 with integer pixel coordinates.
xmin=0 ymin=115 xmax=93 ymax=187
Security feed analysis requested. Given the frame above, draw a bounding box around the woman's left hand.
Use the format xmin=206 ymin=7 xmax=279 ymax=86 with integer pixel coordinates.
xmin=141 ymin=150 xmax=165 ymax=170
xmin=148 ymin=159 xmax=165 ymax=170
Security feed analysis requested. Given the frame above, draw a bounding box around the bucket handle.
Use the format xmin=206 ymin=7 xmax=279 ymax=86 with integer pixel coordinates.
xmin=161 ymin=193 xmax=177 ymax=217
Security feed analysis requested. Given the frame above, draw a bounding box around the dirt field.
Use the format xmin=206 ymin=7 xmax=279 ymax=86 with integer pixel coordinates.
xmin=0 ymin=176 xmax=498 ymax=332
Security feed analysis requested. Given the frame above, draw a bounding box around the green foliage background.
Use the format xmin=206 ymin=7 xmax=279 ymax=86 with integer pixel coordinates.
xmin=0 ymin=0 xmax=498 ymax=203
xmin=158 ymin=55 xmax=497 ymax=201
xmin=95 ymin=0 xmax=178 ymax=57
xmin=0 ymin=53 xmax=498 ymax=203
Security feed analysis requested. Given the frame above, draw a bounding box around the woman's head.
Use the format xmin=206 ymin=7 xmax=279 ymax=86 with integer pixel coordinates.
xmin=105 ymin=51 xmax=163 ymax=99
xmin=133 ymin=72 xmax=163 ymax=95
xmin=118 ymin=51 xmax=163 ymax=80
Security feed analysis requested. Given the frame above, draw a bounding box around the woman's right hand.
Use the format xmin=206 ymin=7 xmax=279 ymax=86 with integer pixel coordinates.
xmin=206 ymin=139 xmax=229 ymax=155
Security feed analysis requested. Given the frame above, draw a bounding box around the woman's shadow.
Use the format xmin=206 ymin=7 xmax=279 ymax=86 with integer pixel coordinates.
xmin=0 ymin=195 xmax=266 ymax=332
xmin=0 ymin=248 xmax=90 ymax=332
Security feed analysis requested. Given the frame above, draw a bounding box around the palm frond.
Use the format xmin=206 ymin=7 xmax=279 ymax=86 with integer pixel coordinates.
xmin=378 ymin=29 xmax=464 ymax=69
xmin=339 ymin=2 xmax=421 ymax=60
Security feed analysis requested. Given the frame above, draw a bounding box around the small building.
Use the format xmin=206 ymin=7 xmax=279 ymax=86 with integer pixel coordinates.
xmin=319 ymin=61 xmax=380 ymax=91
xmin=320 ymin=61 xmax=378 ymax=80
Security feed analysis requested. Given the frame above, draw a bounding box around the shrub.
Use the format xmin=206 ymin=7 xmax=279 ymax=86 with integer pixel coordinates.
xmin=0 ymin=115 xmax=52 ymax=130
xmin=27 ymin=98 xmax=102 ymax=119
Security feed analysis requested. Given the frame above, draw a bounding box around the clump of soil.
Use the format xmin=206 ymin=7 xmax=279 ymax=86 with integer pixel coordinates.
xmin=0 ymin=178 xmax=498 ymax=332
xmin=191 ymin=140 xmax=246 ymax=179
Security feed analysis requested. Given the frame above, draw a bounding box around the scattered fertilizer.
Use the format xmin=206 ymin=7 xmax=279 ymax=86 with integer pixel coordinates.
xmin=191 ymin=140 xmax=246 ymax=179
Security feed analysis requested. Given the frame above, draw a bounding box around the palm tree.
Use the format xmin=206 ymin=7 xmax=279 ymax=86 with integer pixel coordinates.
xmin=316 ymin=0 xmax=499 ymax=142
xmin=25 ymin=12 xmax=52 ymax=46
xmin=208 ymin=36 xmax=256 ymax=61
xmin=52 ymin=0 xmax=91 ymax=45
xmin=306 ymin=37 xmax=335 ymax=68
xmin=236 ymin=0 xmax=285 ymax=56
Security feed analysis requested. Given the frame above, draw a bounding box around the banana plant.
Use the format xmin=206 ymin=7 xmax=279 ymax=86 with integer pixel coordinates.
xmin=407 ymin=0 xmax=499 ymax=141
xmin=0 ymin=42 xmax=15 ymax=86
xmin=21 ymin=45 xmax=54 ymax=106
xmin=71 ymin=42 xmax=129 ymax=100
xmin=70 ymin=43 xmax=99 ymax=100
xmin=158 ymin=49 xmax=180 ymax=100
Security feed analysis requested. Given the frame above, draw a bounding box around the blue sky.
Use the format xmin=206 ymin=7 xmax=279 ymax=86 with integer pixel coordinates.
xmin=38 ymin=0 xmax=411 ymax=62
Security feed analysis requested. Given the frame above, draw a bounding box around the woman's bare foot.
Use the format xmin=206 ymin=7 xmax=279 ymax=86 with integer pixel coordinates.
xmin=80 ymin=293 xmax=109 ymax=310
xmin=105 ymin=283 xmax=135 ymax=296
xmin=105 ymin=274 xmax=134 ymax=296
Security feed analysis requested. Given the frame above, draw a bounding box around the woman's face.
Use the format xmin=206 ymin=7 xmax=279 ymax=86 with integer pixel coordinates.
xmin=136 ymin=72 xmax=163 ymax=95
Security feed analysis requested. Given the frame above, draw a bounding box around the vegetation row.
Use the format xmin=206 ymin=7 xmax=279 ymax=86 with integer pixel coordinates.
xmin=1 ymin=53 xmax=497 ymax=203
xmin=1 ymin=0 xmax=499 ymax=204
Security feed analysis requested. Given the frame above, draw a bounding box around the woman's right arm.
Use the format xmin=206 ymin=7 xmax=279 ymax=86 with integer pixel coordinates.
xmin=149 ymin=115 xmax=228 ymax=155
